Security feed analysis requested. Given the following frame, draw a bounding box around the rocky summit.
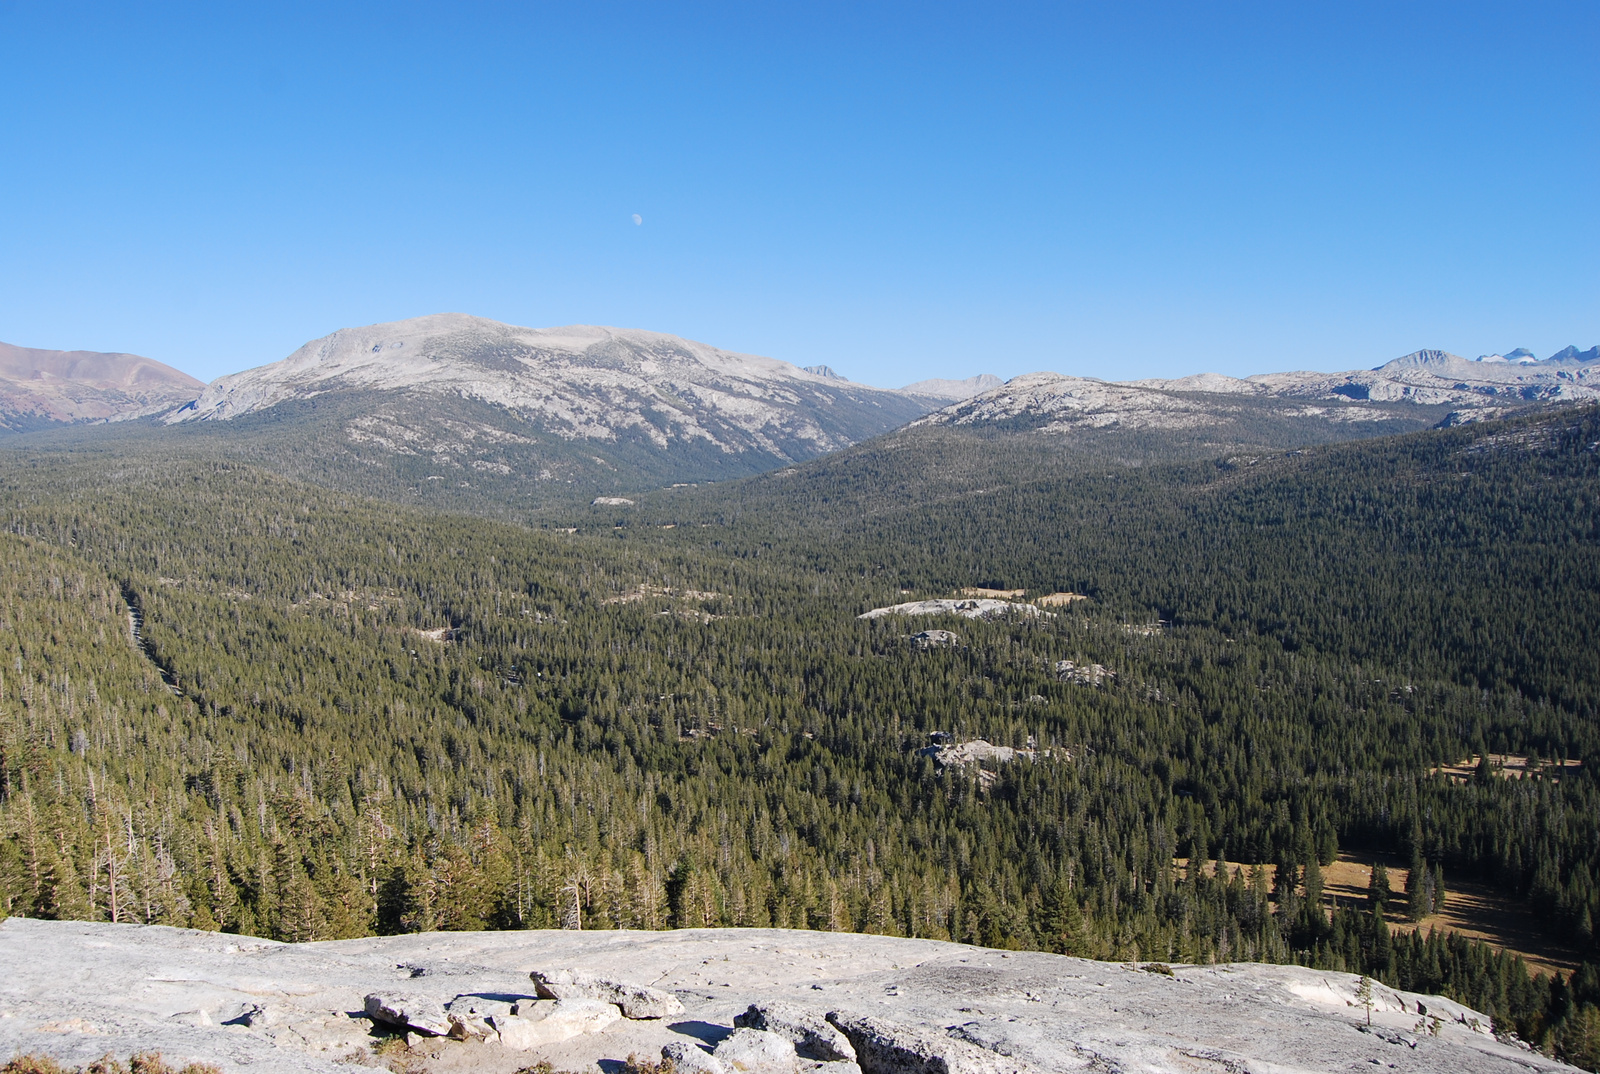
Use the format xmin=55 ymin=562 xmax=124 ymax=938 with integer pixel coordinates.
xmin=0 ymin=919 xmax=1576 ymax=1074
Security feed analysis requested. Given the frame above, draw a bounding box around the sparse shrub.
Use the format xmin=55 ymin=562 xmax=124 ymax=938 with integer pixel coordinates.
xmin=618 ymin=1056 xmax=675 ymax=1074
xmin=3 ymin=1056 xmax=72 ymax=1074
xmin=3 ymin=1057 xmax=219 ymax=1074
xmin=357 ymin=1029 xmax=445 ymax=1074
xmin=369 ymin=1037 xmax=410 ymax=1058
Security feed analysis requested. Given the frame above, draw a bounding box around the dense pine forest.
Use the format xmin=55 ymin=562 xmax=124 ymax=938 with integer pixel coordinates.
xmin=1 ymin=405 xmax=1598 ymax=1067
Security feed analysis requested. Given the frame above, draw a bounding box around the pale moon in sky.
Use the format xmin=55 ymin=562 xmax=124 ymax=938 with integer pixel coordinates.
xmin=631 ymin=213 xmax=642 ymax=225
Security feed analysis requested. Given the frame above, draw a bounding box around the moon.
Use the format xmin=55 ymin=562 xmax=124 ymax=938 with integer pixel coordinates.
xmin=631 ymin=213 xmax=642 ymax=225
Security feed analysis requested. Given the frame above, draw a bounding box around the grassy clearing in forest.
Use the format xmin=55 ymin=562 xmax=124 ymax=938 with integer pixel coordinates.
xmin=1431 ymin=754 xmax=1585 ymax=783
xmin=1175 ymin=853 xmax=1578 ymax=978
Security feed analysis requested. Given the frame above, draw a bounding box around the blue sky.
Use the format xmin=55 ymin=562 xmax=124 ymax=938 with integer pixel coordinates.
xmin=1 ymin=2 xmax=1595 ymax=387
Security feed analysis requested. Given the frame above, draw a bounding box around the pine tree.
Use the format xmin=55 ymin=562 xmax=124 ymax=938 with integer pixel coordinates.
xmin=1368 ymin=863 xmax=1391 ymax=916
xmin=1406 ymin=845 xmax=1429 ymax=922
xmin=1041 ymin=874 xmax=1088 ymax=956
xmin=1557 ymin=1004 xmax=1600 ymax=1071
xmin=1303 ymin=855 xmax=1325 ymax=919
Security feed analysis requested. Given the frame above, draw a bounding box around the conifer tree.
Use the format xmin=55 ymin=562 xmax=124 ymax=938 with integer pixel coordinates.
xmin=1368 ymin=863 xmax=1391 ymax=916
xmin=1406 ymin=846 xmax=1429 ymax=922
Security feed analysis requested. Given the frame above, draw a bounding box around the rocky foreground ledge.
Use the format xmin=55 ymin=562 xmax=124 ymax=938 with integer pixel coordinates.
xmin=0 ymin=918 xmax=1575 ymax=1074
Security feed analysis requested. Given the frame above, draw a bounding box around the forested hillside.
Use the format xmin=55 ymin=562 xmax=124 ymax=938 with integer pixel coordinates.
xmin=0 ymin=406 xmax=1597 ymax=1065
xmin=638 ymin=405 xmax=1600 ymax=711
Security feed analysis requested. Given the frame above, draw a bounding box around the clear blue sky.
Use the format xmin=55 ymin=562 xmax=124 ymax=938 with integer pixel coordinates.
xmin=1 ymin=2 xmax=1595 ymax=387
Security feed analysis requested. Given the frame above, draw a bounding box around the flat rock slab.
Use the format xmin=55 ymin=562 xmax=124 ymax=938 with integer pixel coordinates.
xmin=713 ymin=1026 xmax=799 ymax=1071
xmin=664 ymin=1038 xmax=731 ymax=1074
xmin=492 ymin=998 xmax=621 ymax=1048
xmin=529 ymin=968 xmax=684 ymax=1018
xmin=829 ymin=1011 xmax=1022 ymax=1074
xmin=364 ymin=991 xmax=454 ymax=1037
xmin=0 ymin=918 xmax=1580 ymax=1074
xmin=735 ymin=1002 xmax=856 ymax=1062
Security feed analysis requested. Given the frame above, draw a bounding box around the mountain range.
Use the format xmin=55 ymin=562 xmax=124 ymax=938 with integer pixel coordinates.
xmin=1 ymin=315 xmax=1596 ymax=506
xmin=912 ymin=347 xmax=1600 ymax=449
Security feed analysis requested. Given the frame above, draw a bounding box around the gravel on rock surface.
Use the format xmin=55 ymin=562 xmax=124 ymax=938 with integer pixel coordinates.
xmin=0 ymin=918 xmax=1579 ymax=1074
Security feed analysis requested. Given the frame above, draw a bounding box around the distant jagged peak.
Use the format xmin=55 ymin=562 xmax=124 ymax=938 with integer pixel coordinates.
xmin=1475 ymin=348 xmax=1538 ymax=364
xmin=1545 ymin=344 xmax=1600 ymax=365
xmin=802 ymin=363 xmax=847 ymax=380
xmin=1372 ymin=349 xmax=1470 ymax=371
xmin=1380 ymin=345 xmax=1599 ymax=372
xmin=898 ymin=373 xmax=1003 ymax=401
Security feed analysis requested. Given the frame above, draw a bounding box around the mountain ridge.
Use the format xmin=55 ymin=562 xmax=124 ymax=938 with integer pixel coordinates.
xmin=916 ymin=345 xmax=1600 ymax=440
xmin=0 ymin=340 xmax=202 ymax=430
